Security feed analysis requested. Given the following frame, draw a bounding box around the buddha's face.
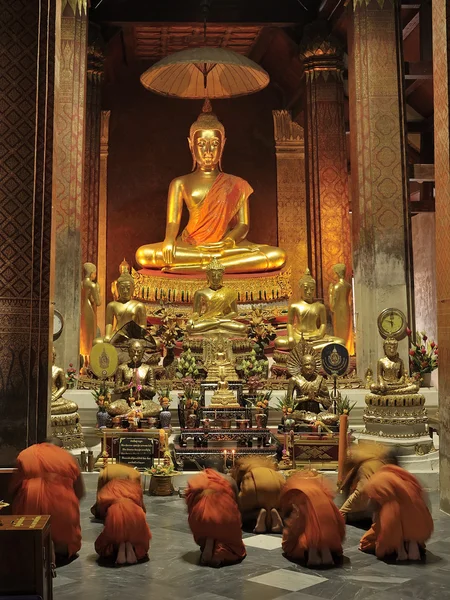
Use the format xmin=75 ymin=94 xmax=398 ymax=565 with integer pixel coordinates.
xmin=300 ymin=280 xmax=315 ymax=302
xmin=190 ymin=129 xmax=223 ymax=171
xmin=384 ymin=339 xmax=398 ymax=358
xmin=90 ymin=270 xmax=97 ymax=281
xmin=117 ymin=281 xmax=132 ymax=302
xmin=301 ymin=355 xmax=316 ymax=378
xmin=128 ymin=342 xmax=144 ymax=364
xmin=207 ymin=268 xmax=224 ymax=290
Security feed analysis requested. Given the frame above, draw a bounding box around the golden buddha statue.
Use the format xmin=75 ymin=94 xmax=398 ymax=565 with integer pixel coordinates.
xmin=135 ymin=100 xmax=286 ymax=274
xmin=51 ymin=347 xmax=78 ymax=415
xmin=370 ymin=337 xmax=420 ymax=396
xmin=275 ymin=269 xmax=344 ymax=351
xmin=108 ymin=339 xmax=160 ymax=418
xmin=328 ymin=263 xmax=354 ymax=355
xmin=104 ymin=262 xmax=147 ymax=343
xmin=80 ymin=262 xmax=101 ymax=363
xmin=210 ymin=367 xmax=240 ymax=408
xmin=186 ymin=257 xmax=247 ymax=337
xmin=288 ymin=354 xmax=332 ymax=415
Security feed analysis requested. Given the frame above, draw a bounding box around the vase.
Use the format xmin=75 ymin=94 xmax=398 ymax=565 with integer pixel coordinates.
xmin=284 ymin=417 xmax=295 ymax=431
xmin=236 ymin=419 xmax=249 ymax=430
xmin=149 ymin=475 xmax=174 ymax=496
xmin=421 ymin=372 xmax=432 ymax=387
xmin=159 ymin=408 xmax=172 ymax=429
xmin=96 ymin=409 xmax=110 ymax=429
xmin=186 ymin=412 xmax=198 ymax=429
xmin=255 ymin=413 xmax=267 ymax=428
xmin=220 ymin=418 xmax=232 ymax=429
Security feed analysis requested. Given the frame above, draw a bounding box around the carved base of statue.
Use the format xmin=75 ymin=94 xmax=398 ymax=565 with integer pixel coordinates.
xmin=292 ymin=410 xmax=339 ymax=426
xmin=363 ymin=392 xmax=428 ymax=439
xmin=107 ymin=398 xmax=161 ymax=419
xmin=50 ymin=411 xmax=85 ymax=450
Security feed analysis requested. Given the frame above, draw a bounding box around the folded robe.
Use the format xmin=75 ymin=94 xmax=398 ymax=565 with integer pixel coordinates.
xmin=94 ymin=479 xmax=151 ymax=560
xmin=11 ymin=443 xmax=82 ymax=557
xmin=185 ymin=469 xmax=246 ymax=564
xmin=280 ymin=473 xmax=345 ymax=561
xmin=359 ymin=464 xmax=433 ymax=557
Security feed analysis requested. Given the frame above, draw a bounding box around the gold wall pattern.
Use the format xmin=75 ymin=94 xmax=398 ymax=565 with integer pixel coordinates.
xmin=272 ymin=110 xmax=308 ymax=294
xmin=348 ymin=0 xmax=413 ymax=376
xmin=432 ymin=0 xmax=450 ymax=513
xmin=97 ymin=110 xmax=111 ymax=336
xmin=0 ymin=0 xmax=56 ymax=465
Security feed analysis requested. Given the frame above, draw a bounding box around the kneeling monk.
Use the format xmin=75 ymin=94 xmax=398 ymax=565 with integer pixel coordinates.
xmin=94 ymin=474 xmax=151 ymax=565
xmin=11 ymin=439 xmax=84 ymax=559
xmin=281 ymin=471 xmax=345 ymax=567
xmin=91 ymin=463 xmax=142 ymax=519
xmin=186 ymin=469 xmax=246 ymax=567
xmin=233 ymin=456 xmax=285 ymax=534
xmin=359 ymin=464 xmax=433 ymax=561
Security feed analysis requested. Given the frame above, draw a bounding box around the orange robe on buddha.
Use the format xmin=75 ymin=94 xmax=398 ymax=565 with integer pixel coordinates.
xmin=185 ymin=469 xmax=246 ymax=566
xmin=11 ymin=443 xmax=82 ymax=557
xmin=280 ymin=472 xmax=345 ymax=566
xmin=359 ymin=464 xmax=433 ymax=559
xmin=95 ymin=478 xmax=151 ymax=562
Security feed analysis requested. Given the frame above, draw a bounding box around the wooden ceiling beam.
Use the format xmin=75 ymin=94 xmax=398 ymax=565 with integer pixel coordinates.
xmin=403 ymin=11 xmax=420 ymax=41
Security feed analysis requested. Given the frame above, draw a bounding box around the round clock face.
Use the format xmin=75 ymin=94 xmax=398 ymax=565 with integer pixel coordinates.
xmin=53 ymin=310 xmax=64 ymax=341
xmin=377 ymin=308 xmax=407 ymax=340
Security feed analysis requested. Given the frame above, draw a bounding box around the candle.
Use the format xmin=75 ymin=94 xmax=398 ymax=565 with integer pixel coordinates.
xmin=223 ymin=449 xmax=227 ymax=470
xmin=232 ymin=449 xmax=235 ymax=466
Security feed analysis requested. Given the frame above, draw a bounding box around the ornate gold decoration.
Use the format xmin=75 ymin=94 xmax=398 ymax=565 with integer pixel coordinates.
xmin=90 ymin=342 xmax=119 ymax=378
xmin=286 ymin=340 xmax=319 ymax=377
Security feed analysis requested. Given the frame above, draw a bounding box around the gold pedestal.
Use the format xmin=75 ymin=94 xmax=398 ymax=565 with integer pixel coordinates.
xmin=50 ymin=412 xmax=85 ymax=450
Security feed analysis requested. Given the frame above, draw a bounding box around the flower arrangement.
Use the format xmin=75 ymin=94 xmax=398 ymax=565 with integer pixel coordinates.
xmin=241 ymin=350 xmax=267 ymax=380
xmin=157 ymin=385 xmax=171 ymax=409
xmin=247 ymin=390 xmax=272 ymax=411
xmin=276 ymin=392 xmax=295 ymax=416
xmin=148 ymin=463 xmax=175 ymax=476
xmin=407 ymin=329 xmax=438 ymax=376
xmin=91 ymin=381 xmax=112 ymax=410
xmin=66 ymin=363 xmax=77 ymax=389
xmin=179 ymin=377 xmax=200 ymax=411
xmin=150 ymin=300 xmax=186 ymax=351
xmin=335 ymin=394 xmax=357 ymax=415
xmin=247 ymin=307 xmax=277 ymax=357
xmin=176 ymin=348 xmax=201 ymax=380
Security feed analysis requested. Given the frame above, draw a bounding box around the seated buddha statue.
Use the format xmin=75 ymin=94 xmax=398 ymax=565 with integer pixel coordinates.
xmin=135 ymin=99 xmax=286 ymax=274
xmin=104 ymin=262 xmax=147 ymax=344
xmin=288 ymin=354 xmax=332 ymax=415
xmin=108 ymin=339 xmax=160 ymax=418
xmin=186 ymin=257 xmax=247 ymax=337
xmin=51 ymin=347 xmax=78 ymax=415
xmin=275 ymin=269 xmax=345 ymax=351
xmin=370 ymin=337 xmax=420 ymax=396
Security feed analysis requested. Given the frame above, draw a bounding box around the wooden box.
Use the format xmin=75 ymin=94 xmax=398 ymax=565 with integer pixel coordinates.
xmin=0 ymin=515 xmax=53 ymax=599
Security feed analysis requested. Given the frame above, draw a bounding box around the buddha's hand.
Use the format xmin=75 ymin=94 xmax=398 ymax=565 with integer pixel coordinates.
xmin=162 ymin=239 xmax=176 ymax=264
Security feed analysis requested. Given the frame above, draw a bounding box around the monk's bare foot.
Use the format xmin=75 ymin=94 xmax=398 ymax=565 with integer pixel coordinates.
xmin=320 ymin=547 xmax=334 ymax=565
xmin=307 ymin=547 xmax=321 ymax=567
xmin=254 ymin=508 xmax=267 ymax=534
xmin=201 ymin=538 xmax=215 ymax=565
xmin=116 ymin=542 xmax=126 ymax=565
xmin=125 ymin=542 xmax=137 ymax=564
xmin=270 ymin=508 xmax=283 ymax=533
xmin=407 ymin=541 xmax=421 ymax=561
xmin=397 ymin=542 xmax=408 ymax=561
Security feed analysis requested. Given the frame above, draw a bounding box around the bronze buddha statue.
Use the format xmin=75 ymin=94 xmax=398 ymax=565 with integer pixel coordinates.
xmin=51 ymin=348 xmax=78 ymax=415
xmin=288 ymin=354 xmax=332 ymax=415
xmin=370 ymin=337 xmax=420 ymax=396
xmin=135 ymin=100 xmax=286 ymax=274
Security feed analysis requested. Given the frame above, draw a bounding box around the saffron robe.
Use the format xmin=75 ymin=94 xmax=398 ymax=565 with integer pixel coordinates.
xmin=91 ymin=463 xmax=143 ymax=518
xmin=185 ymin=469 xmax=246 ymax=565
xmin=281 ymin=473 xmax=345 ymax=560
xmin=94 ymin=479 xmax=151 ymax=560
xmin=233 ymin=457 xmax=285 ymax=515
xmin=359 ymin=464 xmax=433 ymax=557
xmin=11 ymin=443 xmax=82 ymax=557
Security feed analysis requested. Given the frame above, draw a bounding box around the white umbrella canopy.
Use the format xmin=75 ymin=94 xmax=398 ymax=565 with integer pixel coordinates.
xmin=140 ymin=47 xmax=270 ymax=99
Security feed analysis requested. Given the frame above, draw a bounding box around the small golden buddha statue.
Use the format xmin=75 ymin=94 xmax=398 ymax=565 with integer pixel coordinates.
xmin=135 ymin=100 xmax=286 ymax=274
xmin=275 ymin=269 xmax=345 ymax=351
xmin=288 ymin=353 xmax=332 ymax=415
xmin=51 ymin=347 xmax=78 ymax=415
xmin=104 ymin=262 xmax=147 ymax=343
xmin=370 ymin=337 xmax=420 ymax=396
xmin=108 ymin=339 xmax=160 ymax=418
xmin=210 ymin=366 xmax=240 ymax=408
xmin=186 ymin=257 xmax=247 ymax=337
xmin=328 ymin=263 xmax=354 ymax=355
xmin=80 ymin=262 xmax=101 ymax=363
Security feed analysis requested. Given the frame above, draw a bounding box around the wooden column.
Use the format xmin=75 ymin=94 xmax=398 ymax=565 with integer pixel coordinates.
xmin=348 ymin=0 xmax=413 ymax=376
xmin=300 ymin=22 xmax=352 ymax=302
xmin=52 ymin=0 xmax=88 ymax=371
xmin=432 ymin=0 xmax=450 ymax=513
xmin=97 ymin=110 xmax=111 ymax=336
xmin=0 ymin=0 xmax=56 ymax=465
xmin=272 ymin=110 xmax=308 ymax=294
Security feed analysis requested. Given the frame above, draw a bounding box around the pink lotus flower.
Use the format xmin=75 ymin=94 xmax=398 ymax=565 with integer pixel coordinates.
xmin=406 ymin=327 xmax=412 ymax=336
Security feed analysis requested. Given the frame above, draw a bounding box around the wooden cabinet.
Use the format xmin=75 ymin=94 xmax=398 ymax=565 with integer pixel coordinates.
xmin=0 ymin=515 xmax=53 ymax=599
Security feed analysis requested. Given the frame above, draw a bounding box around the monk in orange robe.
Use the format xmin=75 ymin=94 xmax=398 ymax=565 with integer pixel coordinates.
xmin=232 ymin=456 xmax=285 ymax=534
xmin=359 ymin=464 xmax=433 ymax=561
xmin=10 ymin=440 xmax=84 ymax=560
xmin=185 ymin=469 xmax=246 ymax=567
xmin=91 ymin=463 xmax=143 ymax=519
xmin=280 ymin=471 xmax=345 ymax=567
xmin=95 ymin=477 xmax=151 ymax=565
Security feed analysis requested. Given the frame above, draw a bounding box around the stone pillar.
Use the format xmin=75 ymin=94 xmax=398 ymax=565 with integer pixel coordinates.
xmin=0 ymin=0 xmax=56 ymax=465
xmin=300 ymin=22 xmax=352 ymax=302
xmin=53 ymin=0 xmax=88 ymax=371
xmin=348 ymin=0 xmax=413 ymax=376
xmin=432 ymin=0 xmax=450 ymax=513
xmin=97 ymin=110 xmax=111 ymax=336
xmin=272 ymin=110 xmax=308 ymax=294
xmin=82 ymin=26 xmax=104 ymax=266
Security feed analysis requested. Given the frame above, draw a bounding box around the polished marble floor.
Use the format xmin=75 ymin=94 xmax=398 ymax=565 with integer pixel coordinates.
xmin=54 ymin=474 xmax=450 ymax=600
